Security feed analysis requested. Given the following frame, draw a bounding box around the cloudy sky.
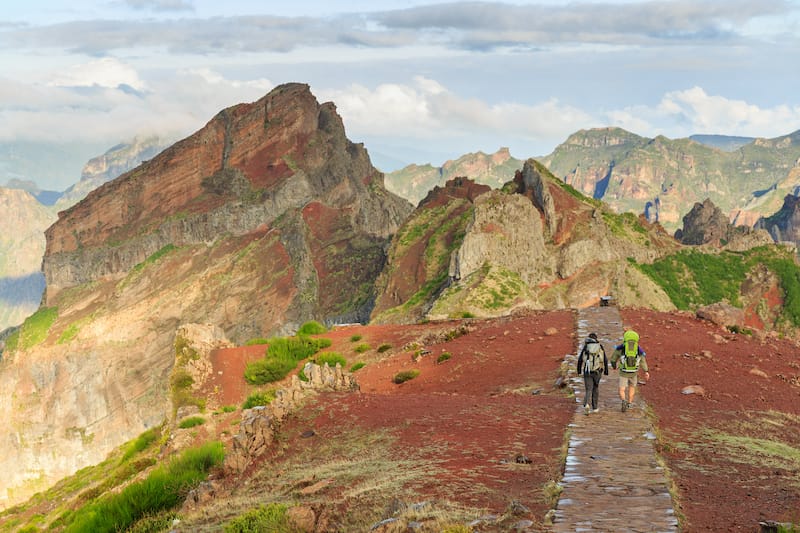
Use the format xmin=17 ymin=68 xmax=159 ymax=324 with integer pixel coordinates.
xmin=2 ymin=0 xmax=800 ymax=188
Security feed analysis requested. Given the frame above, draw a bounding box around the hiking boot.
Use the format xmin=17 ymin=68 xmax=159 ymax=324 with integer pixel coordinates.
xmin=621 ymin=400 xmax=628 ymax=412
xmin=592 ymin=408 xmax=600 ymax=413
xmin=584 ymin=404 xmax=590 ymax=415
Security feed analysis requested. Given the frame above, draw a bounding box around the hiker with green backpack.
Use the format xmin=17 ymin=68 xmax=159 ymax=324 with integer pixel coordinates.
xmin=577 ymin=333 xmax=609 ymax=415
xmin=610 ymin=329 xmax=650 ymax=412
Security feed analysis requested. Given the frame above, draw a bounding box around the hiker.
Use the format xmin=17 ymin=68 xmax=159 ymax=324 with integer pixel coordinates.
xmin=610 ymin=329 xmax=650 ymax=412
xmin=576 ymin=332 xmax=608 ymax=414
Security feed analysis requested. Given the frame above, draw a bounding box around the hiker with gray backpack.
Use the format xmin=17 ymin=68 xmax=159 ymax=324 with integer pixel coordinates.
xmin=577 ymin=332 xmax=609 ymax=415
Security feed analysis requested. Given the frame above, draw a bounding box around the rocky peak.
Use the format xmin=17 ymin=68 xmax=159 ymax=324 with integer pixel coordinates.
xmin=43 ymin=83 xmax=411 ymax=302
xmin=674 ymin=198 xmax=733 ymax=245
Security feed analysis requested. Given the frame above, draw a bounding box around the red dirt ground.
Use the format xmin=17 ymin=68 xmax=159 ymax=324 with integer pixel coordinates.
xmin=622 ymin=307 xmax=800 ymax=531
xmin=209 ymin=307 xmax=800 ymax=531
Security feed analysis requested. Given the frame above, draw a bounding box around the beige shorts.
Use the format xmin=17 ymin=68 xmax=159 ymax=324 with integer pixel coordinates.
xmin=619 ymin=372 xmax=638 ymax=388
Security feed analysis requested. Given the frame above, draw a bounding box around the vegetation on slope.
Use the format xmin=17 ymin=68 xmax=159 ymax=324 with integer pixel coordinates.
xmin=632 ymin=245 xmax=800 ymax=328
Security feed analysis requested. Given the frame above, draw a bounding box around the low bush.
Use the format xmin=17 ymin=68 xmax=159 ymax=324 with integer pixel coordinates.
xmin=349 ymin=362 xmax=366 ymax=372
xmin=178 ymin=416 xmax=205 ymax=429
xmin=393 ymin=369 xmax=420 ymax=384
xmin=297 ymin=321 xmax=327 ymax=335
xmin=377 ymin=343 xmax=392 ymax=353
xmin=243 ymin=335 xmax=332 ymax=385
xmin=354 ymin=343 xmax=371 ymax=353
xmin=436 ymin=352 xmax=452 ymax=364
xmin=244 ymin=338 xmax=269 ymax=346
xmin=242 ymin=390 xmax=276 ymax=410
xmin=349 ymin=334 xmax=363 ymax=342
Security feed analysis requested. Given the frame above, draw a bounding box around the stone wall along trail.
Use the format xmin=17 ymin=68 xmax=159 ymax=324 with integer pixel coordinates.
xmin=552 ymin=305 xmax=679 ymax=532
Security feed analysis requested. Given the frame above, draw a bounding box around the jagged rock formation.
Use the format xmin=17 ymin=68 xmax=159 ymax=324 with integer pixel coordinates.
xmin=0 ymin=83 xmax=411 ymax=509
xmin=542 ymin=127 xmax=800 ymax=232
xmin=376 ymin=159 xmax=681 ymax=321
xmin=675 ymin=198 xmax=734 ymax=245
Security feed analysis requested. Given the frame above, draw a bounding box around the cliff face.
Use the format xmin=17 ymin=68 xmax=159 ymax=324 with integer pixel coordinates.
xmin=1 ymin=84 xmax=411 ymax=508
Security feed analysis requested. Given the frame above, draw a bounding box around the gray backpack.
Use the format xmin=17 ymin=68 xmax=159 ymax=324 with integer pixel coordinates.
xmin=584 ymin=341 xmax=604 ymax=374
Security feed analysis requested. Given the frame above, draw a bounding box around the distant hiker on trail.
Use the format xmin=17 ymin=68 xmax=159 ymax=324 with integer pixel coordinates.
xmin=610 ymin=329 xmax=650 ymax=412
xmin=577 ymin=332 xmax=608 ymax=415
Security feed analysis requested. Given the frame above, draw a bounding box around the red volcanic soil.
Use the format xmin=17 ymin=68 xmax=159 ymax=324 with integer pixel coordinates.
xmin=209 ymin=308 xmax=800 ymax=530
xmin=623 ymin=308 xmax=800 ymax=531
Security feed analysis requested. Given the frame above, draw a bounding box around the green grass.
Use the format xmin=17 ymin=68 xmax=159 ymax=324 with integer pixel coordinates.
xmin=436 ymin=352 xmax=452 ymax=364
xmin=63 ymin=442 xmax=224 ymax=533
xmin=354 ymin=343 xmax=371 ymax=353
xmin=244 ymin=338 xmax=269 ymax=346
xmin=634 ymin=245 xmax=800 ymax=327
xmin=14 ymin=307 xmax=58 ymax=350
xmin=349 ymin=362 xmax=366 ymax=372
xmin=121 ymin=428 xmax=161 ymax=462
xmin=393 ymin=369 xmax=420 ymax=384
xmin=377 ymin=343 xmax=391 ymax=353
xmin=242 ymin=390 xmax=277 ymax=410
xmin=315 ymin=351 xmax=346 ymax=368
xmin=178 ymin=416 xmax=205 ymax=429
xmin=223 ymin=503 xmax=298 ymax=533
xmin=349 ymin=334 xmax=363 ymax=342
xmin=297 ymin=320 xmax=327 ymax=335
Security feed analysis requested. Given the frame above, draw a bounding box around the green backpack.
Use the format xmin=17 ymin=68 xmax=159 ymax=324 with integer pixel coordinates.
xmin=620 ymin=330 xmax=640 ymax=372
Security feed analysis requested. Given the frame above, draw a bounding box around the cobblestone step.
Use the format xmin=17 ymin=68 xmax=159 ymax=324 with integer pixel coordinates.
xmin=552 ymin=306 xmax=679 ymax=532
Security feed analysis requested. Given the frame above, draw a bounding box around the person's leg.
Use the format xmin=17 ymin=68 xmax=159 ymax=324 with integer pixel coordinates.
xmin=583 ymin=374 xmax=592 ymax=413
xmin=618 ymin=375 xmax=627 ymax=402
xmin=591 ymin=372 xmax=601 ymax=410
xmin=626 ymin=373 xmax=639 ymax=404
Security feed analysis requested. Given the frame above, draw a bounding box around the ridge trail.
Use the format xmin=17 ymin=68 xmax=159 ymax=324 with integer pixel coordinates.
xmin=552 ymin=306 xmax=679 ymax=532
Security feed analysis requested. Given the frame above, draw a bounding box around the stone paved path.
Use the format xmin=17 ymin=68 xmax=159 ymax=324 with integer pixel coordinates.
xmin=552 ymin=306 xmax=679 ymax=532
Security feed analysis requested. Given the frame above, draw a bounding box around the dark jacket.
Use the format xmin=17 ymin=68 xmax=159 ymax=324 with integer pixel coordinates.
xmin=577 ymin=338 xmax=609 ymax=375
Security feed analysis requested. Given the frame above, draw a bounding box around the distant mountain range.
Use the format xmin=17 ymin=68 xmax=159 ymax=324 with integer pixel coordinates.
xmin=385 ymin=128 xmax=800 ymax=232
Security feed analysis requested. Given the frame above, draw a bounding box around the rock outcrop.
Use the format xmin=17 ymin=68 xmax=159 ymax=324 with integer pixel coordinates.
xmin=674 ymin=198 xmax=733 ymax=245
xmin=224 ymin=362 xmax=358 ymax=474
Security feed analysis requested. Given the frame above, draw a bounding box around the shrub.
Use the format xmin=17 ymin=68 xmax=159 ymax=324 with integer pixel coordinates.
xmin=242 ymin=390 xmax=276 ymax=410
xmin=220 ymin=405 xmax=237 ymax=413
xmin=178 ymin=416 xmax=205 ymax=429
xmin=243 ymin=335 xmax=332 ymax=385
xmin=436 ymin=352 xmax=452 ymax=364
xmin=393 ymin=369 xmax=420 ymax=384
xmin=244 ymin=354 xmax=297 ymax=385
xmin=459 ymin=311 xmax=475 ymax=318
xmin=354 ymin=343 xmax=371 ymax=353
xmin=64 ymin=442 xmax=224 ymax=533
xmin=244 ymin=337 xmax=269 ymax=346
xmin=349 ymin=334 xmax=363 ymax=342
xmin=377 ymin=343 xmax=392 ymax=353
xmin=315 ymin=351 xmax=346 ymax=368
xmin=297 ymin=321 xmax=327 ymax=335
xmin=349 ymin=362 xmax=366 ymax=372
xmin=224 ymin=503 xmax=295 ymax=533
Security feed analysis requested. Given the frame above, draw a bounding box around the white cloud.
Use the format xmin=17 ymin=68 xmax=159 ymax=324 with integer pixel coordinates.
xmin=47 ymin=57 xmax=146 ymax=90
xmin=605 ymin=87 xmax=800 ymax=139
xmin=320 ymin=76 xmax=593 ymax=147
